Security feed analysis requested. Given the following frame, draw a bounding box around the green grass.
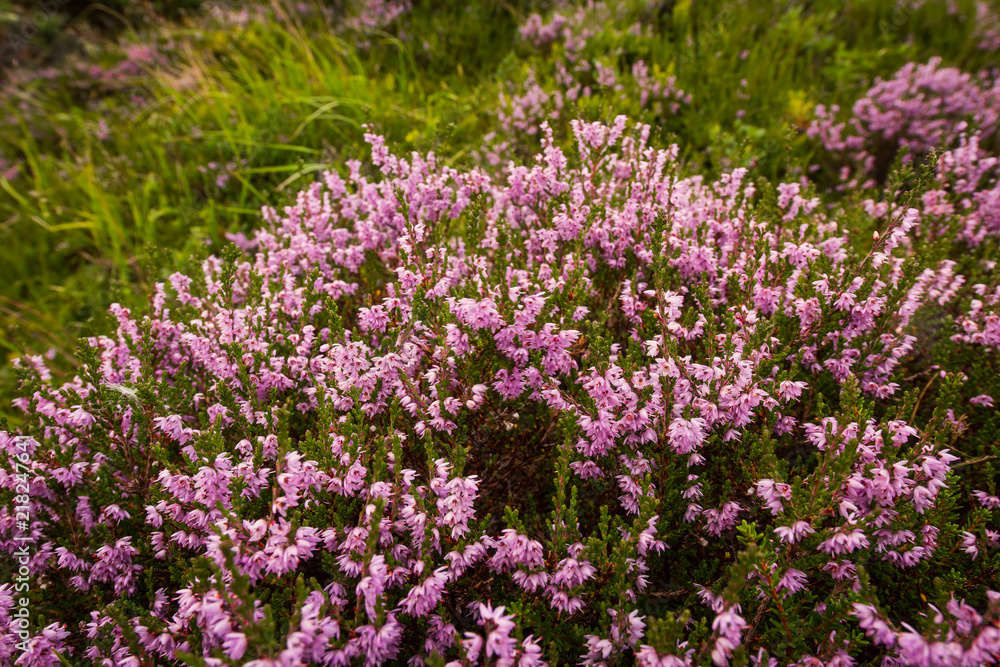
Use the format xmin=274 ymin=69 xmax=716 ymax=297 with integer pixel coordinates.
xmin=0 ymin=0 xmax=995 ymax=419
xmin=0 ymin=2 xmax=499 ymax=411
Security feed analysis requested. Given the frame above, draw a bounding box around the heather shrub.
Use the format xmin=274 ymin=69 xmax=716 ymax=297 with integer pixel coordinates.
xmin=482 ymin=2 xmax=691 ymax=166
xmin=809 ymin=57 xmax=1000 ymax=187
xmin=2 ymin=104 xmax=1000 ymax=666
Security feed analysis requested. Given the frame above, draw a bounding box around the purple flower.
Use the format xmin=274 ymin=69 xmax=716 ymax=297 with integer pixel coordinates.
xmin=667 ymin=417 xmax=707 ymax=454
xmin=774 ymin=521 xmax=815 ymax=544
xmin=776 ymin=569 xmax=808 ymax=596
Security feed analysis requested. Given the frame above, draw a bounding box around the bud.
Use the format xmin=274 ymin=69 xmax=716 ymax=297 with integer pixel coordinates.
xmin=873 ymin=230 xmax=880 ymax=241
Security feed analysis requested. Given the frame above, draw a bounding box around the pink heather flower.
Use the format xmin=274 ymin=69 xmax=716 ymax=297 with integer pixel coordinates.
xmin=356 ymin=555 xmax=388 ymax=620
xmin=973 ymin=490 xmax=1000 ymax=509
xmin=896 ymin=631 xmax=933 ymax=666
xmin=582 ymin=634 xmax=615 ymax=666
xmin=519 ymin=635 xmax=547 ymax=667
xmin=711 ymin=608 xmax=747 ymax=667
xmin=803 ymin=417 xmax=838 ymax=450
xmin=490 ymin=530 xmax=545 ymax=573
xmin=852 ymin=604 xmax=897 ymax=647
xmin=887 ymin=420 xmax=918 ymax=447
xmin=101 ymin=504 xmax=130 ymax=523
xmin=777 ymin=380 xmax=807 ymax=401
xmin=153 ymin=414 xmax=193 ymax=445
xmin=636 ymin=644 xmax=694 ymax=667
xmin=818 ymin=529 xmax=870 ymax=556
xmin=355 ymin=613 xmax=404 ymax=665
xmin=961 ymin=531 xmax=979 ymax=560
xmin=68 ymin=405 xmax=96 ymax=428
xmin=970 ymin=393 xmax=995 ymax=407
xmin=605 ymin=609 xmax=646 ymax=649
xmin=552 ymin=557 xmax=597 ymax=588
xmin=547 ymin=590 xmax=586 ymax=615
xmin=358 ymin=305 xmax=390 ymax=333
xmin=570 ymin=460 xmax=604 ymax=479
xmin=425 ymin=614 xmax=457 ymax=656
xmin=460 ymin=632 xmax=484 ymax=664
xmin=436 ymin=475 xmax=480 ymax=538
xmin=493 ymin=367 xmax=525 ymax=400
xmin=637 ymin=516 xmax=667 ymax=556
xmin=756 ymin=479 xmax=792 ymax=516
xmin=704 ymin=502 xmax=743 ymax=536
xmin=823 ymin=560 xmax=858 ymax=582
xmin=478 ymin=603 xmax=517 ymax=660
xmin=223 ymin=632 xmax=248 ymax=660
xmin=776 ymin=569 xmax=808 ymax=596
xmin=684 ymin=503 xmax=703 ymax=522
xmin=399 ymin=567 xmax=448 ymax=617
xmin=513 ymin=569 xmax=551 ymax=592
xmin=667 ymin=417 xmax=707 ymax=454
xmin=774 ymin=521 xmax=815 ymax=544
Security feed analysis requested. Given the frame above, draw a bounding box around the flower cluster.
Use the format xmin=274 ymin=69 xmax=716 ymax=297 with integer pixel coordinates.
xmin=3 ymin=41 xmax=1000 ymax=667
xmin=854 ymin=593 xmax=1000 ymax=665
xmin=809 ymin=57 xmax=1000 ymax=186
xmin=483 ymin=2 xmax=689 ymax=166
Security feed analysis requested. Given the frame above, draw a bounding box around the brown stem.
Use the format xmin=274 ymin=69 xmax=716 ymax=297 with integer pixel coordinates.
xmin=743 ymin=597 xmax=771 ymax=650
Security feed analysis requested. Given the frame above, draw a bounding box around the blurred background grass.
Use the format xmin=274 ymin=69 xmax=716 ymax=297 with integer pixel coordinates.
xmin=0 ymin=0 xmax=995 ymax=421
